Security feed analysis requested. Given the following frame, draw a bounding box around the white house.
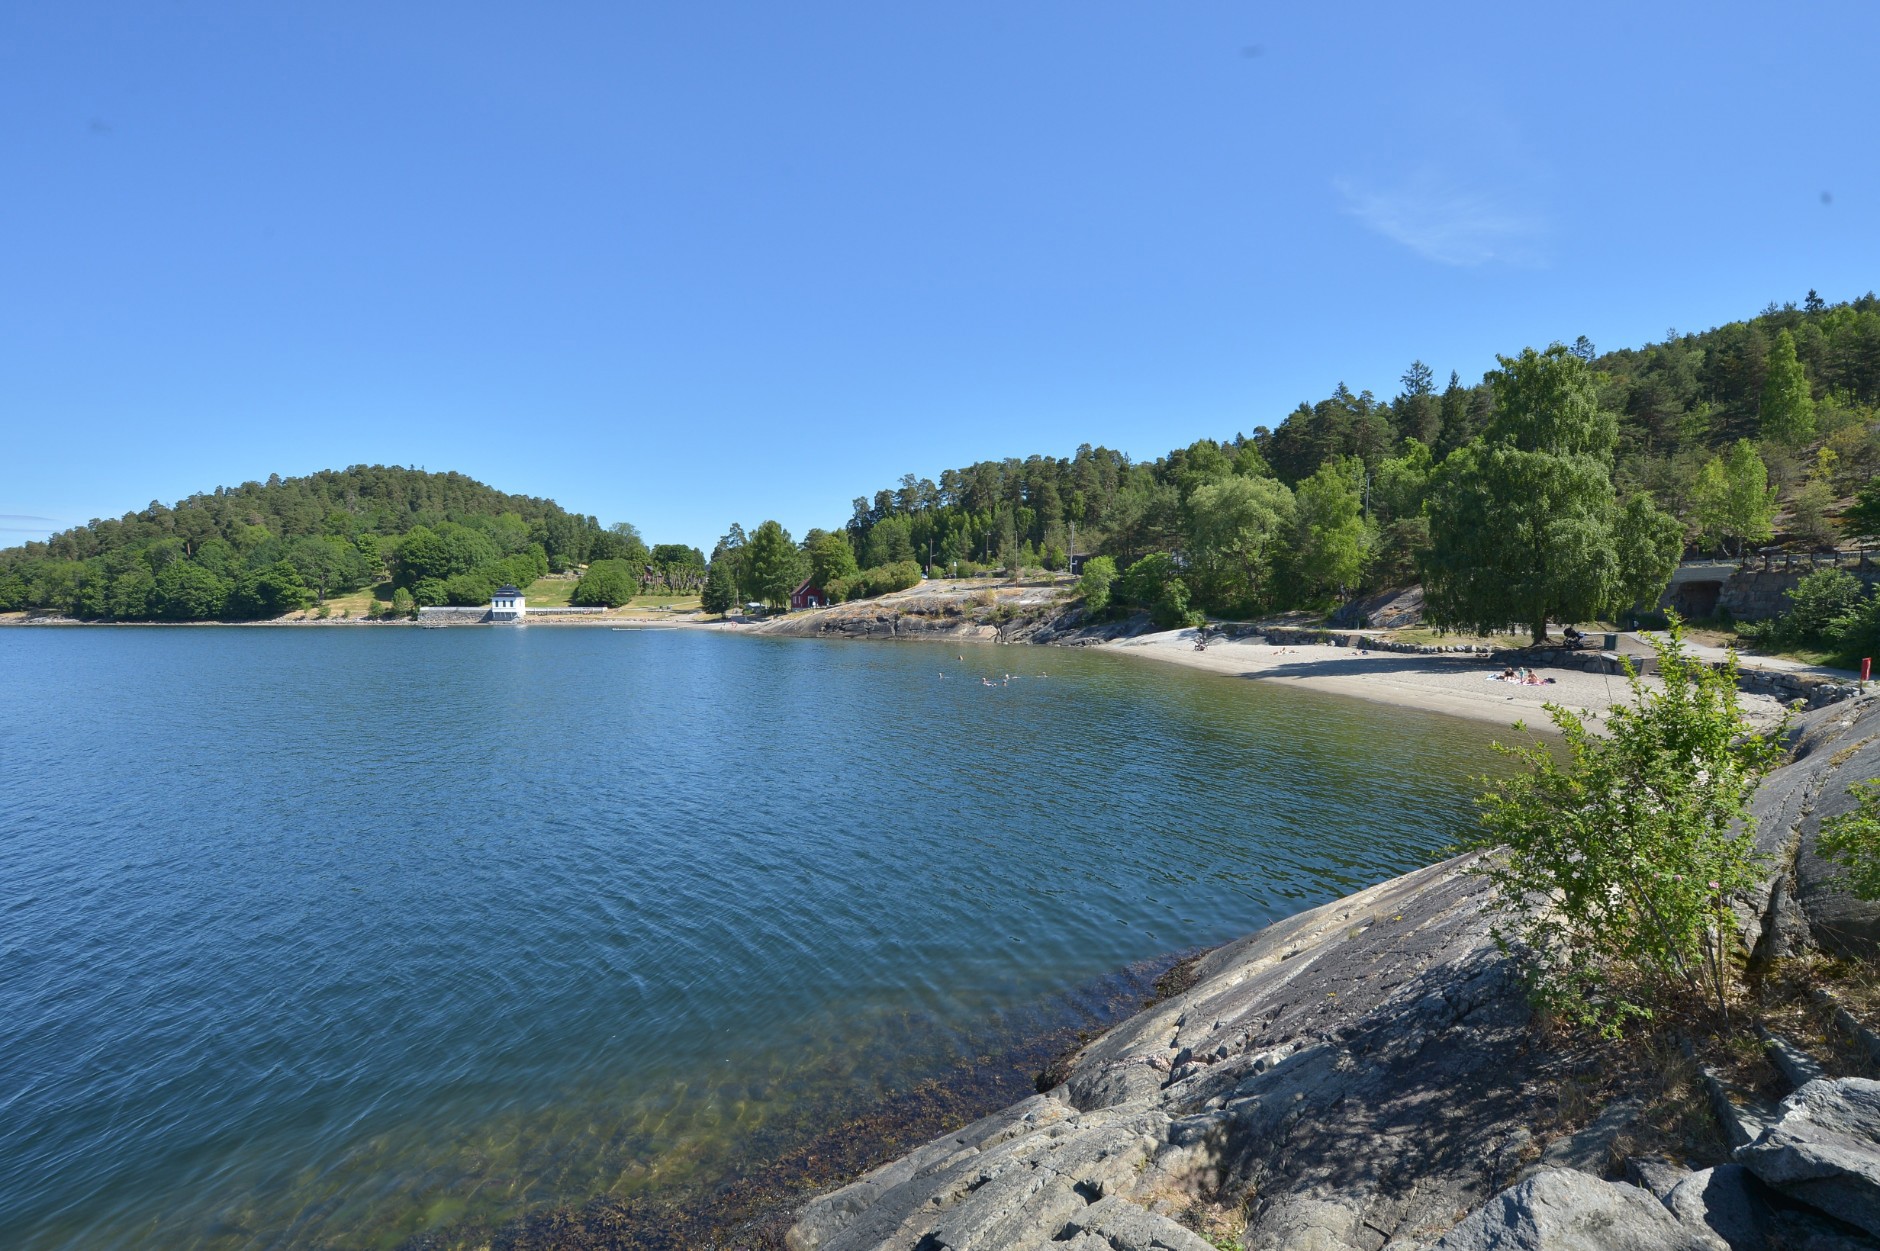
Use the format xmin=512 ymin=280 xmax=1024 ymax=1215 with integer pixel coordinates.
xmin=490 ymin=584 xmax=526 ymax=621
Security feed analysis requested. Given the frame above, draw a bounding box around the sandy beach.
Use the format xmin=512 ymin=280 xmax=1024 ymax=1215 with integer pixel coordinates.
xmin=1101 ymin=627 xmax=1793 ymax=732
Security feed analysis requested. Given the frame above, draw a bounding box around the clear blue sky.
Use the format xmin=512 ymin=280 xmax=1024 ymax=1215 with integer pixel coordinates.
xmin=4 ymin=3 xmax=1876 ymax=553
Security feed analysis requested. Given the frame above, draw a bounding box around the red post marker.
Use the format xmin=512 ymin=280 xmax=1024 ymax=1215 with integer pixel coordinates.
xmin=1864 ymin=657 xmax=1872 ymax=684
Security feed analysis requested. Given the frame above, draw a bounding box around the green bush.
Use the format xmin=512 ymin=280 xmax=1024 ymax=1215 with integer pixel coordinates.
xmin=571 ymin=559 xmax=638 ymax=607
xmin=1078 ymin=555 xmax=1117 ymax=613
xmin=1781 ymin=568 xmax=1866 ymax=645
xmin=1115 ymin=553 xmax=1203 ymax=628
xmin=1819 ymin=781 xmax=1880 ymax=902
xmin=1467 ymin=618 xmax=1789 ymax=1036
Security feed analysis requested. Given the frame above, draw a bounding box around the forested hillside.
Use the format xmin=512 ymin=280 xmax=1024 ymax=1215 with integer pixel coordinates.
xmin=811 ymin=291 xmax=1880 ymax=632
xmin=0 ymin=466 xmax=651 ymax=620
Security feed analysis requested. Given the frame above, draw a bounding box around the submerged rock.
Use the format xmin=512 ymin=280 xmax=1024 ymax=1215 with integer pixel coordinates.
xmin=789 ymin=855 xmax=1546 ymax=1250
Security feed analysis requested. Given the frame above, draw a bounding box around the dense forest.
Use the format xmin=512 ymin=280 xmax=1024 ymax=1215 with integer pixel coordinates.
xmin=0 ymin=466 xmax=694 ymax=620
xmin=10 ymin=294 xmax=1880 ymax=633
xmin=755 ymin=291 xmax=1880 ymax=637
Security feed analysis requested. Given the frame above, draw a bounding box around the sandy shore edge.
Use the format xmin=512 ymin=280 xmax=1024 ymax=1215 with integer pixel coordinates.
xmin=1097 ymin=627 xmax=1791 ymax=731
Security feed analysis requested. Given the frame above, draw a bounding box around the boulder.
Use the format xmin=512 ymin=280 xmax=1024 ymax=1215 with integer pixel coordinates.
xmin=1429 ymin=1168 xmax=1712 ymax=1250
xmin=1794 ymin=714 xmax=1880 ymax=958
xmin=1662 ymin=1165 xmax=1763 ymax=1251
xmin=1737 ymin=1078 xmax=1880 ymax=1239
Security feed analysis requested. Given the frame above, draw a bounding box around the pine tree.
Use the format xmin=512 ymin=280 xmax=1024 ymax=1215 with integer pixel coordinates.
xmin=1759 ymin=328 xmax=1816 ymax=445
xmin=701 ymin=560 xmax=737 ymax=616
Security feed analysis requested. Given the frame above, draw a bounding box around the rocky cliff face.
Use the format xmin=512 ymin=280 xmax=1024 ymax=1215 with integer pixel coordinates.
xmin=788 ymin=696 xmax=1880 ymax=1251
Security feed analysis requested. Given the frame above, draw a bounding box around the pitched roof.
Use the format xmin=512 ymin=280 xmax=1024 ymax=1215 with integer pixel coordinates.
xmin=494 ymin=584 xmax=522 ymax=598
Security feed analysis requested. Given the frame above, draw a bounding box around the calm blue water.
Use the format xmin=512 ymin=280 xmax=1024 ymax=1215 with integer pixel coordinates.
xmin=0 ymin=627 xmax=1511 ymax=1249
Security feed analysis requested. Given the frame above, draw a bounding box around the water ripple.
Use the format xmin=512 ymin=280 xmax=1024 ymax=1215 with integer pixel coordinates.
xmin=0 ymin=627 xmax=1513 ymax=1250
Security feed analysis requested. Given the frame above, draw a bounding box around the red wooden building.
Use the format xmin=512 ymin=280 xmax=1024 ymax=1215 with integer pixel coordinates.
xmin=789 ymin=579 xmax=826 ymax=610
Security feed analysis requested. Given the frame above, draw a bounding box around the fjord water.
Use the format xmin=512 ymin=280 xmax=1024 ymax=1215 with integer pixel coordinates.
xmin=0 ymin=627 xmax=1512 ymax=1249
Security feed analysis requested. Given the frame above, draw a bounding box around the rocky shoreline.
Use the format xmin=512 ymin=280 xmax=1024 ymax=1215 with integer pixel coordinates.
xmin=783 ymin=695 xmax=1880 ymax=1251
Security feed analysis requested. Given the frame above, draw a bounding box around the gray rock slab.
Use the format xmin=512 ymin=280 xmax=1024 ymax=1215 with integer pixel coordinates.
xmin=1430 ymin=1167 xmax=1713 ymax=1250
xmin=1663 ymin=1165 xmax=1763 ymax=1251
xmin=1056 ymin=1195 xmax=1221 ymax=1251
xmin=1536 ymin=1097 xmax=1644 ymax=1177
xmin=1796 ymin=712 xmax=1880 ymax=959
xmin=1625 ymin=1155 xmax=1692 ymax=1201
xmin=1737 ymin=1077 xmax=1880 ymax=1239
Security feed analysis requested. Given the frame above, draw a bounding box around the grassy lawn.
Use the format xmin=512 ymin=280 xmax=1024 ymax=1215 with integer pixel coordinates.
xmin=522 ymin=577 xmax=579 ymax=607
xmin=626 ymin=594 xmax=703 ymax=612
xmin=288 ymin=586 xmax=385 ymax=620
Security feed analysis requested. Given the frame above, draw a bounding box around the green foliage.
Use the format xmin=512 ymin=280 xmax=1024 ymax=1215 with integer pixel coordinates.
xmin=156 ymin=561 xmax=230 ymax=619
xmin=1611 ymin=493 xmax=1686 ymax=614
xmin=1818 ymin=781 xmax=1880 ymax=901
xmin=1692 ymin=439 xmax=1776 ymax=556
xmin=1115 ymin=553 xmax=1203 ymax=628
xmin=805 ymin=529 xmax=860 ymax=588
xmin=744 ymin=520 xmax=802 ymax=611
xmin=0 ymin=466 xmax=642 ymax=622
xmin=1184 ymin=475 xmax=1293 ymax=614
xmin=391 ymin=587 xmax=416 ymax=618
xmin=1844 ymin=476 xmax=1880 ymax=543
xmin=571 ymin=559 xmax=640 ymax=608
xmin=1287 ymin=457 xmax=1370 ymax=603
xmin=1760 ymin=329 xmax=1817 ymax=445
xmin=1423 ymin=347 xmax=1668 ymax=641
xmin=1467 ymin=621 xmax=1787 ymax=1035
xmin=230 ymin=560 xmax=314 ymax=618
xmin=828 ymin=561 xmax=924 ymax=603
xmin=701 ymin=560 xmax=737 ymax=616
xmin=1782 ymin=568 xmax=1867 ymax=644
xmin=1077 ymin=555 xmax=1118 ymax=613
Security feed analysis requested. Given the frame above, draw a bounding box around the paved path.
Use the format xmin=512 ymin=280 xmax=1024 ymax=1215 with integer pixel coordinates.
xmin=1629 ymin=630 xmax=1861 ymax=680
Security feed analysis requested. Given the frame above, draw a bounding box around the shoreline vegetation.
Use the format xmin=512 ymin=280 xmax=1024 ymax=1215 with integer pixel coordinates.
xmin=0 ymin=588 xmax=1827 ymax=733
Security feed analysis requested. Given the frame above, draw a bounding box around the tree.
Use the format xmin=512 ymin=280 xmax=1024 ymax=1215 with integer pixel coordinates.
xmin=155 ymin=562 xmax=230 ymax=619
xmin=1115 ymin=553 xmax=1202 ymax=628
xmin=285 ymin=535 xmax=371 ymax=601
xmin=1692 ymin=439 xmax=1776 ymax=557
xmin=1842 ymin=477 xmax=1880 ymax=544
xmin=1185 ymin=475 xmax=1294 ymax=612
xmin=805 ymin=529 xmax=859 ymax=589
xmin=1759 ymin=328 xmax=1816 ymax=445
xmin=1611 ymin=494 xmax=1685 ymax=615
xmin=712 ymin=524 xmax=749 ymax=601
xmin=588 ymin=522 xmax=651 ymax=566
xmin=1468 ymin=621 xmax=1788 ymax=1035
xmin=1288 ymin=457 xmax=1369 ymax=602
xmin=1077 ymin=555 xmax=1117 ymax=613
xmin=701 ymin=560 xmax=737 ymax=616
xmin=108 ymin=567 xmax=157 ymax=619
xmin=230 ymin=560 xmax=313 ymax=618
xmin=571 ymin=559 xmax=639 ymax=607
xmin=1422 ymin=345 xmax=1672 ymax=642
xmin=743 ymin=520 xmax=800 ymax=610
